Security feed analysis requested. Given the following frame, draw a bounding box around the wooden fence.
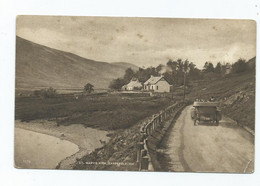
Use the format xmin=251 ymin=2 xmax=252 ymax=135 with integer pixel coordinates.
xmin=136 ymin=102 xmax=186 ymax=171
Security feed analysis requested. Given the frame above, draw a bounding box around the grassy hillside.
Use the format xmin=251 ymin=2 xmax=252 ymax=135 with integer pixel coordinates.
xmin=16 ymin=36 xmax=138 ymax=89
xmin=188 ymin=69 xmax=255 ymax=130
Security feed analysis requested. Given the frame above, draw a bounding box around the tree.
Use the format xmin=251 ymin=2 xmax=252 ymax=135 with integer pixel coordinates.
xmin=123 ymin=68 xmax=135 ymax=82
xmin=84 ymin=83 xmax=94 ymax=93
xmin=165 ymin=58 xmax=199 ymax=86
xmin=232 ymin=58 xmax=248 ymax=73
xmin=176 ymin=59 xmax=185 ymax=85
xmin=109 ymin=78 xmax=126 ymax=90
xmin=215 ymin=62 xmax=222 ymax=74
xmin=182 ymin=59 xmax=190 ymax=101
xmin=164 ymin=59 xmax=177 ymax=85
xmin=203 ymin=62 xmax=214 ymax=73
xmin=134 ymin=66 xmax=159 ymax=84
xmin=208 ymin=62 xmax=215 ymax=73
xmin=134 ymin=68 xmax=147 ymax=83
xmin=34 ymin=87 xmax=57 ymax=98
xmin=166 ymin=59 xmax=178 ymax=73
xmin=183 ymin=59 xmax=189 ymax=72
xmin=156 ymin=64 xmax=164 ymax=74
xmin=187 ymin=62 xmax=201 ymax=80
xmin=203 ymin=62 xmax=209 ymax=71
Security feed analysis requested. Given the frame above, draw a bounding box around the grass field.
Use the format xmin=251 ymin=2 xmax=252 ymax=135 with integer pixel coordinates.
xmin=15 ymin=94 xmax=175 ymax=130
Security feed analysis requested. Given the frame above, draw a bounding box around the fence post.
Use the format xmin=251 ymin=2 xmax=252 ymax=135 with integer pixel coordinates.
xmin=149 ymin=124 xmax=153 ymax=134
xmin=137 ymin=102 xmax=184 ymax=171
xmin=141 ymin=156 xmax=149 ymax=170
xmin=141 ymin=131 xmax=146 ymax=141
xmin=148 ymin=157 xmax=154 ymax=171
xmin=140 ymin=149 xmax=148 ymax=170
xmin=136 ymin=142 xmax=144 ymax=163
xmin=145 ymin=138 xmax=148 ymax=147
xmin=145 ymin=126 xmax=149 ymax=135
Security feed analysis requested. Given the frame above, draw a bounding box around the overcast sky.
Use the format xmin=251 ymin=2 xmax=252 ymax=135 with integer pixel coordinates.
xmin=16 ymin=16 xmax=256 ymax=69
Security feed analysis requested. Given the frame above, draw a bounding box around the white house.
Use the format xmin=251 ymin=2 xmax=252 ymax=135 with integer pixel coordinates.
xmin=143 ymin=75 xmax=172 ymax=92
xmin=121 ymin=78 xmax=143 ymax=91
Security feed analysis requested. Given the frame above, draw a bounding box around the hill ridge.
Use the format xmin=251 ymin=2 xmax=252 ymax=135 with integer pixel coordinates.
xmin=16 ymin=36 xmax=138 ymax=89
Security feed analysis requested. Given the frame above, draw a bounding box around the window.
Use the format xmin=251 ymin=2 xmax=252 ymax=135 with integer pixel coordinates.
xmin=156 ymin=86 xmax=158 ymax=90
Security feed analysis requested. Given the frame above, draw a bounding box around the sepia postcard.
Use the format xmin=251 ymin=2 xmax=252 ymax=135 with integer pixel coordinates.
xmin=15 ymin=16 xmax=256 ymax=173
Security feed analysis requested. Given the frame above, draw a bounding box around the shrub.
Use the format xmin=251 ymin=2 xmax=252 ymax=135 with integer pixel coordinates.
xmin=109 ymin=78 xmax=126 ymax=90
xmin=34 ymin=87 xmax=57 ymax=98
xmin=203 ymin=72 xmax=221 ymax=81
xmin=84 ymin=83 xmax=94 ymax=93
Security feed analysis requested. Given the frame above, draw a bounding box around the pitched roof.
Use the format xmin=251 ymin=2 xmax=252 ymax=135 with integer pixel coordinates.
xmin=144 ymin=75 xmax=168 ymax=85
xmin=126 ymin=79 xmax=142 ymax=87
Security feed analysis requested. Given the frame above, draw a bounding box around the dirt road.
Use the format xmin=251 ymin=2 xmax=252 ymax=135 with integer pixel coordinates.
xmin=165 ymin=105 xmax=254 ymax=173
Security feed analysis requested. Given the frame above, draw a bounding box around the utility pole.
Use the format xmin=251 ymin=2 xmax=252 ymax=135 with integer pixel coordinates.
xmin=183 ymin=71 xmax=186 ymax=102
xmin=183 ymin=59 xmax=190 ymax=102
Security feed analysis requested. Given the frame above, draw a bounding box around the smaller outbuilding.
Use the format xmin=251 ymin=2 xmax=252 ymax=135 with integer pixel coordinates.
xmin=121 ymin=78 xmax=143 ymax=91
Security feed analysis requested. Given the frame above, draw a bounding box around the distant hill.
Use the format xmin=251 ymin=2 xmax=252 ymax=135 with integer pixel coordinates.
xmin=16 ymin=36 xmax=139 ymax=89
xmin=112 ymin=62 xmax=140 ymax=70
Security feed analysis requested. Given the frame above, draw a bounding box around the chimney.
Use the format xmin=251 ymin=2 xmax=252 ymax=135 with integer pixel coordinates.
xmin=150 ymin=75 xmax=154 ymax=78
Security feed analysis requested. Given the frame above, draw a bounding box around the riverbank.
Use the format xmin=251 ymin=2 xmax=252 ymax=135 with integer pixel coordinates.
xmin=15 ymin=128 xmax=79 ymax=169
xmin=15 ymin=120 xmax=110 ymax=169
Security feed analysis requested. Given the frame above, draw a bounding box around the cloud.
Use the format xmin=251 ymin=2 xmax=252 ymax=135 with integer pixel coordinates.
xmin=16 ymin=16 xmax=256 ymax=69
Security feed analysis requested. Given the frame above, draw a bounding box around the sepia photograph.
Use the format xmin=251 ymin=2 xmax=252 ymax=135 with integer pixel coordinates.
xmin=14 ymin=16 xmax=256 ymax=173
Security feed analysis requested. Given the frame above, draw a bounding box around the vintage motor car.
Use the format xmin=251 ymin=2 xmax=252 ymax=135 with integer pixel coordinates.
xmin=191 ymin=101 xmax=222 ymax=126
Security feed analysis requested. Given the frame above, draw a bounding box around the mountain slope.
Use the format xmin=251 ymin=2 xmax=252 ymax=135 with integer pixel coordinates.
xmin=16 ymin=36 xmax=138 ymax=89
xmin=247 ymin=56 xmax=256 ymax=70
xmin=188 ymin=68 xmax=255 ymax=130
